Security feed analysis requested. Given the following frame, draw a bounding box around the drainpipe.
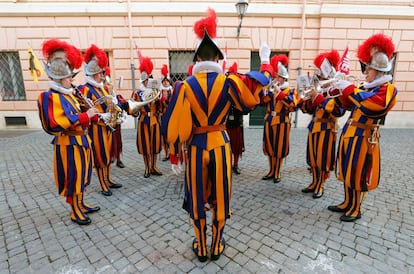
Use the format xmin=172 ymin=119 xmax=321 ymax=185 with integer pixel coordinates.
xmin=295 ymin=0 xmax=306 ymax=128
xmin=127 ymin=0 xmax=137 ymax=128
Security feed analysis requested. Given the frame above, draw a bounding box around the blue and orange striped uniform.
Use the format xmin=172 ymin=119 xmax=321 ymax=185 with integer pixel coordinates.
xmin=299 ymin=95 xmax=345 ymax=195
xmin=37 ymin=88 xmax=93 ymax=221
xmin=161 ymin=70 xmax=269 ymax=257
xmin=335 ymin=82 xmax=397 ymax=218
xmin=262 ymin=86 xmax=299 ymax=180
xmin=78 ymin=83 xmax=117 ymax=193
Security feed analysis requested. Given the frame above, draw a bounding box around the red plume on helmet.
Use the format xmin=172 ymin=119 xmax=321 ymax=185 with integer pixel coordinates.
xmin=193 ymin=8 xmax=217 ymax=40
xmin=357 ymin=33 xmax=395 ymax=64
xmin=42 ymin=39 xmax=82 ymax=79
xmin=84 ymin=44 xmax=108 ymax=69
xmin=271 ymin=55 xmax=288 ymax=73
xmin=139 ymin=57 xmax=153 ymax=75
xmin=313 ymin=49 xmax=340 ymax=70
xmin=187 ymin=64 xmax=193 ymax=76
xmin=105 ymin=66 xmax=111 ymax=76
xmin=161 ymin=64 xmax=169 ymax=78
xmin=192 ymin=8 xmax=224 ymax=62
xmin=42 ymin=39 xmax=82 ymax=69
xmin=228 ymin=62 xmax=238 ymax=74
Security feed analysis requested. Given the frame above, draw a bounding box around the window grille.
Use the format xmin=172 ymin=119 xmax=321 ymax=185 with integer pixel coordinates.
xmin=0 ymin=52 xmax=26 ymax=101
xmin=168 ymin=51 xmax=194 ymax=83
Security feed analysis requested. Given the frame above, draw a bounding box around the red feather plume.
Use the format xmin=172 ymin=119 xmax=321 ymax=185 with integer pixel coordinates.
xmin=84 ymin=44 xmax=108 ymax=69
xmin=105 ymin=66 xmax=111 ymax=76
xmin=270 ymin=54 xmax=288 ymax=73
xmin=228 ymin=62 xmax=238 ymax=74
xmin=193 ymin=8 xmax=217 ymax=39
xmin=42 ymin=39 xmax=82 ymax=69
xmin=139 ymin=57 xmax=153 ymax=75
xmin=357 ymin=33 xmax=395 ymax=63
xmin=187 ymin=64 xmax=193 ymax=76
xmin=161 ymin=64 xmax=169 ymax=77
xmin=313 ymin=49 xmax=340 ymax=70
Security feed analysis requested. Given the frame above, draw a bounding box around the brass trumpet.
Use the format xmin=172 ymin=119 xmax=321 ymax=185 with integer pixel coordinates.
xmin=300 ymin=73 xmax=360 ymax=99
xmin=128 ymin=79 xmax=162 ymax=116
xmin=72 ymin=84 xmax=117 ymax=132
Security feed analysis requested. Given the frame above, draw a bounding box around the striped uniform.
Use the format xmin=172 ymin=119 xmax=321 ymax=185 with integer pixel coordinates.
xmin=132 ymin=89 xmax=163 ymax=155
xmin=299 ymin=95 xmax=345 ymax=195
xmin=132 ymin=88 xmax=163 ymax=175
xmin=37 ymin=88 xmax=93 ymax=221
xmin=335 ymin=82 xmax=398 ymax=218
xmin=262 ymin=86 xmax=299 ymax=180
xmin=79 ymin=83 xmax=116 ymax=193
xmin=161 ymin=69 xmax=269 ymax=257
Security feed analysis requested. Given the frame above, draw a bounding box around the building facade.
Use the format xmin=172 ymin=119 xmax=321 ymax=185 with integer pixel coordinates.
xmin=0 ymin=0 xmax=413 ymax=129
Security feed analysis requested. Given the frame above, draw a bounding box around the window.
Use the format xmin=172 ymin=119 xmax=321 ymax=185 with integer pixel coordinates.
xmin=0 ymin=52 xmax=26 ymax=101
xmin=169 ymin=51 xmax=194 ymax=83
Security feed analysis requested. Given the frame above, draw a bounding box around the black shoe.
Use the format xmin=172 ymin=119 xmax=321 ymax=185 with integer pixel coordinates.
xmin=232 ymin=165 xmax=241 ymax=175
xmin=144 ymin=172 xmax=150 ymax=178
xmin=312 ymin=191 xmax=324 ymax=199
xmin=162 ymin=156 xmax=170 ymax=161
xmin=210 ymin=238 xmax=226 ymax=261
xmin=192 ymin=238 xmax=208 ymax=263
xmin=273 ymin=178 xmax=281 ymax=184
xmin=340 ymin=213 xmax=361 ymax=222
xmin=71 ymin=216 xmax=91 ymax=225
xmin=101 ymin=189 xmax=112 ymax=196
xmin=151 ymin=169 xmax=163 ymax=176
xmin=262 ymin=174 xmax=274 ymax=180
xmin=83 ymin=205 xmax=100 ymax=214
xmin=301 ymin=187 xmax=314 ymax=193
xmin=116 ymin=161 xmax=125 ymax=168
xmin=109 ymin=183 xmax=123 ymax=189
xmin=327 ymin=205 xmax=346 ymax=213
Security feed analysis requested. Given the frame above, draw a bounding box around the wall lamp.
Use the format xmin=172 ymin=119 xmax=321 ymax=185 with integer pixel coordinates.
xmin=235 ymin=0 xmax=249 ymax=39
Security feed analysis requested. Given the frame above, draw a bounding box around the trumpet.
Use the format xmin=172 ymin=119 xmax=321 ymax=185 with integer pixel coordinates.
xmin=72 ymin=84 xmax=116 ymax=132
xmin=129 ymin=79 xmax=162 ymax=116
xmin=300 ymin=73 xmax=360 ymax=99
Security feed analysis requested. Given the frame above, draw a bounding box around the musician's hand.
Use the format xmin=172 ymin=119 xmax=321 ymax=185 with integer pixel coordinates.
xmin=259 ymin=42 xmax=271 ymax=64
xmin=171 ymin=163 xmax=182 ymax=176
xmin=100 ymin=112 xmax=112 ymax=123
xmin=307 ymin=87 xmax=318 ymax=99
xmin=86 ymin=107 xmax=98 ymax=119
xmin=112 ymin=96 xmax=118 ymax=105
xmin=335 ymin=80 xmax=352 ymax=91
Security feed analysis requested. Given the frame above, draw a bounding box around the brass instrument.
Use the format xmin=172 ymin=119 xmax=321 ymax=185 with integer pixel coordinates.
xmin=72 ymin=84 xmax=116 ymax=132
xmin=104 ymin=76 xmax=126 ymax=128
xmin=129 ymin=78 xmax=162 ymax=116
xmin=299 ymin=72 xmax=360 ymax=99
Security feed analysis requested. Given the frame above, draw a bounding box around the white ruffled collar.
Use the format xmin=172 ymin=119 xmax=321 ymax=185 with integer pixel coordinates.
xmin=160 ymin=85 xmax=172 ymax=91
xmin=46 ymin=81 xmax=73 ymax=95
xmin=86 ymin=76 xmax=104 ymax=88
xmin=363 ymin=74 xmax=392 ymax=89
xmin=280 ymin=81 xmax=289 ymax=90
xmin=192 ymin=61 xmax=223 ymax=74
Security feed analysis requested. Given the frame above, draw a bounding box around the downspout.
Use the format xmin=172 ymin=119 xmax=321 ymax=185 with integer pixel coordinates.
xmin=295 ymin=0 xmax=306 ymax=128
xmin=127 ymin=0 xmax=137 ymax=128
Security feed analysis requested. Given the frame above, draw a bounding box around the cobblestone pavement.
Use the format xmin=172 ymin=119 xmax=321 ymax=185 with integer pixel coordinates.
xmin=0 ymin=127 xmax=413 ymax=274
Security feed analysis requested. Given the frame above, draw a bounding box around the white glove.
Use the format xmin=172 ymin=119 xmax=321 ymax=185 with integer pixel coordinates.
xmin=100 ymin=112 xmax=112 ymax=123
xmin=171 ymin=163 xmax=182 ymax=176
xmin=335 ymin=80 xmax=352 ymax=91
xmin=259 ymin=42 xmax=271 ymax=64
xmin=86 ymin=107 xmax=98 ymax=119
xmin=112 ymin=96 xmax=118 ymax=105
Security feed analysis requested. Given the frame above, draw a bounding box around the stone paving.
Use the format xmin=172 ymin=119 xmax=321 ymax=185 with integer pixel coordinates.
xmin=0 ymin=127 xmax=413 ymax=274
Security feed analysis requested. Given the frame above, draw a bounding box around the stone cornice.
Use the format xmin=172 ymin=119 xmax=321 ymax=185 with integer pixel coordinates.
xmin=0 ymin=2 xmax=413 ymax=19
